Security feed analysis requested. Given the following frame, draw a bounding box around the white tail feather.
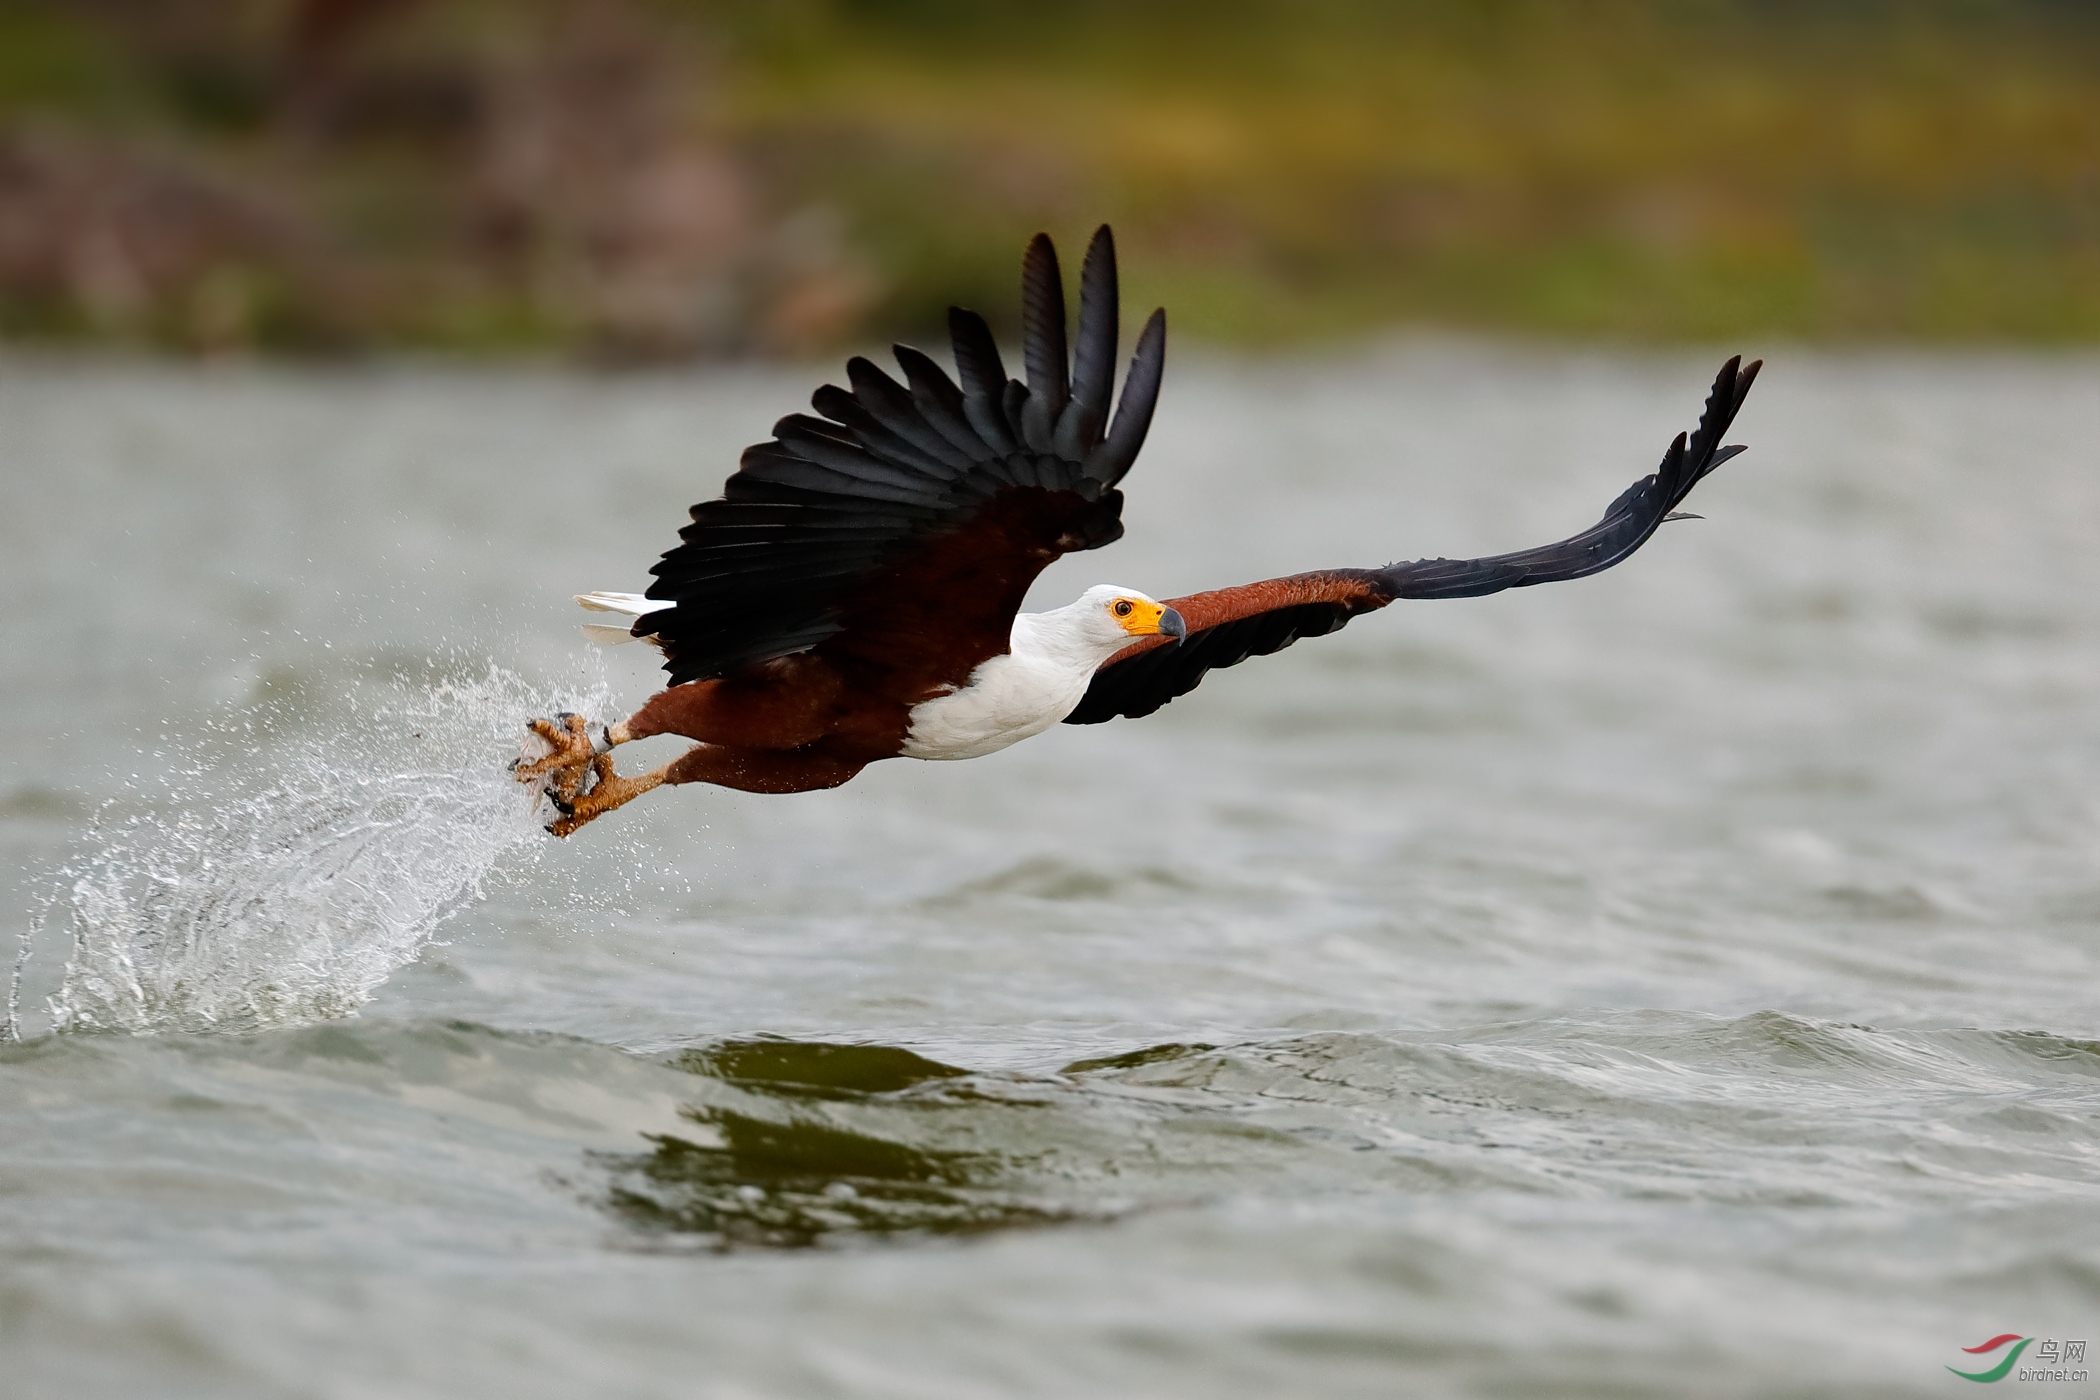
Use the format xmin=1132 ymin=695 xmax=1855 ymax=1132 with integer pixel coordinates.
xmin=574 ymin=592 xmax=665 ymax=650
xmin=576 ymin=591 xmax=653 ymax=615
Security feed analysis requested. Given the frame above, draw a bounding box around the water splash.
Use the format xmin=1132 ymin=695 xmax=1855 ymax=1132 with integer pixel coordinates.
xmin=37 ymin=662 xmax=606 ymax=1036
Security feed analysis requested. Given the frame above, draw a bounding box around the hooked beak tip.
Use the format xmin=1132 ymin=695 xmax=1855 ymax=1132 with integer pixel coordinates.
xmin=1157 ymin=607 xmax=1186 ymax=641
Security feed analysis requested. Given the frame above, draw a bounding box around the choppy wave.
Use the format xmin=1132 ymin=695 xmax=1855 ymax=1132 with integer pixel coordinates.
xmin=590 ymin=1012 xmax=2100 ymax=1250
xmin=30 ymin=662 xmax=604 ymax=1037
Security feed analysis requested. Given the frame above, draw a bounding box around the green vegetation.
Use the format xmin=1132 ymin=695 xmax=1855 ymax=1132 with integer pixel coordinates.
xmin=2 ymin=0 xmax=2097 ymax=355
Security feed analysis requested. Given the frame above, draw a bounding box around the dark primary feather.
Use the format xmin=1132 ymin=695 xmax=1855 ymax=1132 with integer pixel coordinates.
xmin=1018 ymin=233 xmax=1069 ymax=452
xmin=1055 ymin=226 xmax=1119 ymax=461
xmin=1086 ymin=308 xmax=1165 ymax=488
xmin=639 ymin=227 xmax=1168 ymax=688
xmin=1066 ymin=356 xmax=1762 ymax=724
xmin=948 ymin=308 xmax=1020 ymax=456
xmin=1374 ymin=356 xmax=1760 ymax=599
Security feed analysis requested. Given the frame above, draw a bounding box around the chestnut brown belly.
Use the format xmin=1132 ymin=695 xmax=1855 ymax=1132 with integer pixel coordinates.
xmin=623 ymin=654 xmax=914 ymax=765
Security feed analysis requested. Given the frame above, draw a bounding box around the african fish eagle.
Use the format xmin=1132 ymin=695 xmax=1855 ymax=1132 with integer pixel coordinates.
xmin=516 ymin=227 xmax=1761 ymax=836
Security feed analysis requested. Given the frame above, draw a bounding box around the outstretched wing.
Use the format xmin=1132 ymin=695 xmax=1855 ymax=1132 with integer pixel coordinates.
xmin=641 ymin=226 xmax=1168 ymax=691
xmin=1065 ymin=356 xmax=1762 ymax=725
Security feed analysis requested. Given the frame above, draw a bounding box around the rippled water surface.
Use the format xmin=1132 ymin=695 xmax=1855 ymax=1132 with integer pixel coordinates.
xmin=4 ymin=347 xmax=2099 ymax=1397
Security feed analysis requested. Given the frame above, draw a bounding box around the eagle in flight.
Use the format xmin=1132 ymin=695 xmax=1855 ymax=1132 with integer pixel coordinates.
xmin=516 ymin=227 xmax=1761 ymax=836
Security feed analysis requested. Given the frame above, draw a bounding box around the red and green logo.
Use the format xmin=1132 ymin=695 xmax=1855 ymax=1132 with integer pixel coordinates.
xmin=1949 ymin=1335 xmax=2031 ymax=1383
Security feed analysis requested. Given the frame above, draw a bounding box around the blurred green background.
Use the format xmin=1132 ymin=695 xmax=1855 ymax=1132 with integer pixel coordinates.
xmin=2 ymin=0 xmax=2096 ymax=357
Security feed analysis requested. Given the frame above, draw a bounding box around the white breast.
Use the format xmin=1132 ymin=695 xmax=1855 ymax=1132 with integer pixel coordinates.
xmin=897 ymin=590 xmax=1156 ymax=761
xmin=899 ymin=649 xmax=1093 ymax=760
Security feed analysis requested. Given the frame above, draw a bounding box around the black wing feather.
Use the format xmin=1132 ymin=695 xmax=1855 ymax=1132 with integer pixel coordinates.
xmin=1056 ymin=225 xmax=1119 ymax=461
xmin=845 ymin=357 xmax=979 ymax=474
xmin=893 ymin=345 xmax=997 ymax=464
xmin=1086 ymin=308 xmax=1166 ymax=487
xmin=946 ymin=308 xmax=1021 ymax=457
xmin=807 ymin=384 xmax=966 ymax=478
xmin=1018 ymin=233 xmax=1069 ymax=453
xmin=641 ymin=229 xmax=1169 ymax=686
xmin=1376 ymin=357 xmax=1759 ymax=599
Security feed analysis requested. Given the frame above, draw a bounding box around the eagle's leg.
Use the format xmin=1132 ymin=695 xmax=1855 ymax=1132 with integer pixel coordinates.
xmin=662 ymin=742 xmax=864 ymax=794
xmin=532 ymin=733 xmax=865 ymax=837
xmin=546 ymin=752 xmax=670 ymax=838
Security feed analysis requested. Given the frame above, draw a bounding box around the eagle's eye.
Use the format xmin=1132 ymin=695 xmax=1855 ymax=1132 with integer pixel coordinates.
xmin=1112 ymin=599 xmax=1135 ymax=618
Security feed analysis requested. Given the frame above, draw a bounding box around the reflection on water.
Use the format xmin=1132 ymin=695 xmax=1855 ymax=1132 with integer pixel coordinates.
xmin=605 ymin=1041 xmax=1078 ymax=1248
xmin=680 ymin=1039 xmax=972 ymax=1096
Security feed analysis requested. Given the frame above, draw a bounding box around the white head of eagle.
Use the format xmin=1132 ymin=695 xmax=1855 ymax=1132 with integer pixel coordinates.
xmin=1039 ymin=584 xmax=1187 ymax=661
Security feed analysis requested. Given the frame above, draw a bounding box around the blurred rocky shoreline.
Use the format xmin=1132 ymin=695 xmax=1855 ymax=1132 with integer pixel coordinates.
xmin=3 ymin=0 xmax=2097 ymax=358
